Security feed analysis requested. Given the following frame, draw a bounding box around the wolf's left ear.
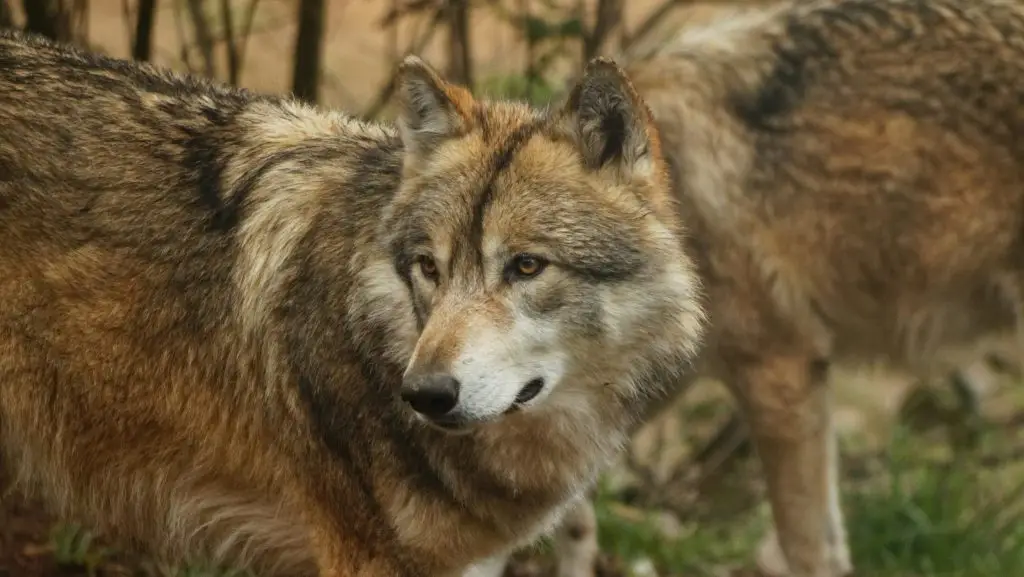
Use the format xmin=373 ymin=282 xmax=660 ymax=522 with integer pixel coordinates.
xmin=560 ymin=57 xmax=663 ymax=181
xmin=395 ymin=55 xmax=474 ymax=159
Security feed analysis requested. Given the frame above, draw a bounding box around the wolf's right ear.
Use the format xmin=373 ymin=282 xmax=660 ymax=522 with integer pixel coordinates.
xmin=395 ymin=55 xmax=475 ymax=160
xmin=560 ymin=57 xmax=664 ymax=183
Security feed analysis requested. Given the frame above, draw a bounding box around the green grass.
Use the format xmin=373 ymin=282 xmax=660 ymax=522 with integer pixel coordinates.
xmin=46 ymin=522 xmax=252 ymax=577
xmin=475 ymin=73 xmax=561 ymax=106
xmin=845 ymin=431 xmax=1024 ymax=577
xmin=49 ymin=523 xmax=115 ymax=577
xmin=592 ymin=475 xmax=766 ymax=576
xmin=595 ymin=427 xmax=1024 ymax=577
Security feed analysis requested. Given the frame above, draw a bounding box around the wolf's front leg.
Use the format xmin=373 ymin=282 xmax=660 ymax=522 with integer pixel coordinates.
xmin=484 ymin=497 xmax=600 ymax=577
xmin=552 ymin=497 xmax=599 ymax=577
xmin=755 ymin=405 xmax=851 ymax=577
xmin=731 ymin=354 xmax=849 ymax=577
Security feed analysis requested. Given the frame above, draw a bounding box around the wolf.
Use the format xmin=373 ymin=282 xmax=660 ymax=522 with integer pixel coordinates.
xmin=546 ymin=1 xmax=1024 ymax=576
xmin=0 ymin=30 xmax=705 ymax=577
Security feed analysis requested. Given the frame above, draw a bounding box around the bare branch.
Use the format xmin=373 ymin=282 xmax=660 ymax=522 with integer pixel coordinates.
xmin=185 ymin=0 xmax=217 ymax=78
xmin=235 ymin=0 xmax=262 ymax=73
xmin=583 ymin=0 xmax=623 ymax=61
xmin=621 ymin=0 xmax=721 ymax=53
xmin=519 ymin=0 xmax=535 ymax=97
xmin=362 ymin=5 xmax=445 ymax=119
xmin=219 ymin=0 xmax=240 ymax=85
xmin=388 ymin=0 xmax=400 ymax=64
xmin=172 ymin=0 xmax=195 ymax=73
xmin=379 ymin=0 xmax=438 ymax=28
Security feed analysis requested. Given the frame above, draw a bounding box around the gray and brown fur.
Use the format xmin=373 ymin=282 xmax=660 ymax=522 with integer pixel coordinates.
xmin=560 ymin=1 xmax=1024 ymax=576
xmin=0 ymin=31 xmax=704 ymax=577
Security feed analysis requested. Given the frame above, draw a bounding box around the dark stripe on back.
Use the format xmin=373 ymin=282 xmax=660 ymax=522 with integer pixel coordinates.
xmin=179 ymin=105 xmax=239 ymax=232
xmin=731 ymin=9 xmax=842 ymax=133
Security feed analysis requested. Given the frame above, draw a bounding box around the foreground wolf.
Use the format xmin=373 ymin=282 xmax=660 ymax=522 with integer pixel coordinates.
xmin=550 ymin=1 xmax=1024 ymax=577
xmin=0 ymin=31 xmax=705 ymax=576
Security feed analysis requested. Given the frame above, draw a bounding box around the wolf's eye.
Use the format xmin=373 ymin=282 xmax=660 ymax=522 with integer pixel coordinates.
xmin=417 ymin=255 xmax=439 ymax=281
xmin=508 ymin=254 xmax=547 ymax=280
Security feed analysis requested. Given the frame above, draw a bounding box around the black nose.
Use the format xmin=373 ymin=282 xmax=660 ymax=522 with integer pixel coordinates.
xmin=401 ymin=374 xmax=460 ymax=418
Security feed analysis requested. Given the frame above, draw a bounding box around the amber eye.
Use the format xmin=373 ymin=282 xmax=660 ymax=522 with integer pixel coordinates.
xmin=417 ymin=256 xmax=438 ymax=281
xmin=510 ymin=254 xmax=547 ymax=279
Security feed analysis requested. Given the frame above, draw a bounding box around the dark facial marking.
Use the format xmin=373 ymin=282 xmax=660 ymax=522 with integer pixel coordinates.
xmin=449 ymin=116 xmax=545 ymax=278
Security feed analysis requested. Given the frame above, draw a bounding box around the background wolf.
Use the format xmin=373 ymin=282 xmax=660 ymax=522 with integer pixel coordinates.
xmin=0 ymin=30 xmax=705 ymax=577
xmin=546 ymin=1 xmax=1024 ymax=577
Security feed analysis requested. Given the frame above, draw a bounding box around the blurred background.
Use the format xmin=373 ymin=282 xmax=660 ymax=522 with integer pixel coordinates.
xmin=0 ymin=0 xmax=708 ymax=113
xmin=1 ymin=2 xmax=1024 ymax=576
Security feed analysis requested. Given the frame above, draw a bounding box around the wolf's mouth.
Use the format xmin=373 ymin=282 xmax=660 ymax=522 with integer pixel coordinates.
xmin=421 ymin=378 xmax=547 ymax=425
xmin=422 ymin=413 xmax=475 ymax=435
xmin=514 ymin=378 xmax=545 ymax=404
xmin=498 ymin=378 xmax=545 ymax=416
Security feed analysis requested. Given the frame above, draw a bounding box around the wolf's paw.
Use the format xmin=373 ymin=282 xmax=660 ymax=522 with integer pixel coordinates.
xmin=755 ymin=531 xmax=853 ymax=577
xmin=828 ymin=538 xmax=852 ymax=576
xmin=755 ymin=532 xmax=790 ymax=577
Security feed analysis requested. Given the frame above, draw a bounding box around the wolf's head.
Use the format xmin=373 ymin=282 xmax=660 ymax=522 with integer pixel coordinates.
xmin=382 ymin=56 xmax=704 ymax=431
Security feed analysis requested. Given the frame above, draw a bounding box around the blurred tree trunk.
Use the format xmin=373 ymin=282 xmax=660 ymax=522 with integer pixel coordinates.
xmin=185 ymin=0 xmax=217 ymax=77
xmin=583 ymin=0 xmax=623 ymax=61
xmin=291 ymin=0 xmax=326 ymax=103
xmin=132 ymin=0 xmax=158 ymax=62
xmin=22 ymin=0 xmax=70 ymax=41
xmin=0 ymin=0 xmax=13 ymax=28
xmin=445 ymin=0 xmax=472 ymax=87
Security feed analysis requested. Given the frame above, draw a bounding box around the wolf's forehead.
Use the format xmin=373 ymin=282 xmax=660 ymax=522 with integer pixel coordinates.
xmin=473 ymin=100 xmax=547 ymax=138
xmin=417 ymin=116 xmax=549 ymax=214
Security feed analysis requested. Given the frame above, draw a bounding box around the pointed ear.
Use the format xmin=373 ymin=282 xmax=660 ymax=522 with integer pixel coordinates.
xmin=395 ymin=55 xmax=474 ymax=158
xmin=561 ymin=57 xmax=663 ymax=180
